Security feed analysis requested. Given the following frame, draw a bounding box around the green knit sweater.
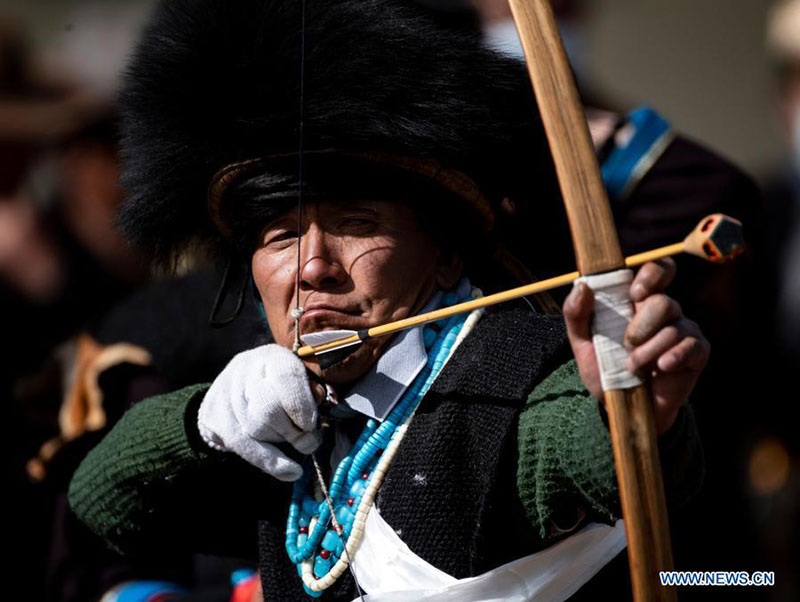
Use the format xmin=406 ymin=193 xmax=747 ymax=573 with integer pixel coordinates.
xmin=68 ymin=360 xmax=702 ymax=558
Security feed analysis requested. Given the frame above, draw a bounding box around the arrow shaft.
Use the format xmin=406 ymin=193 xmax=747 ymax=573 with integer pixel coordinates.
xmin=297 ymin=241 xmax=690 ymax=358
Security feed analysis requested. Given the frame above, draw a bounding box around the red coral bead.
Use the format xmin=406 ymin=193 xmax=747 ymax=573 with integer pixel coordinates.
xmin=299 ymin=526 xmax=309 ymax=534
xmin=320 ymin=550 xmax=331 ymax=559
xmin=361 ymin=472 xmax=369 ymax=480
xmin=347 ymin=497 xmax=354 ymax=506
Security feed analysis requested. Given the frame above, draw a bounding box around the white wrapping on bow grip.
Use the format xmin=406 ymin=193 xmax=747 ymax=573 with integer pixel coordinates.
xmin=576 ymin=269 xmax=643 ymax=392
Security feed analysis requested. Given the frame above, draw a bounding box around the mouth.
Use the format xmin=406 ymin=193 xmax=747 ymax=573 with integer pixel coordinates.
xmin=298 ymin=303 xmax=363 ymax=332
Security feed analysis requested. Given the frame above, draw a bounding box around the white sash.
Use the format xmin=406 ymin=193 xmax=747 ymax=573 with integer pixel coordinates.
xmin=350 ymin=506 xmax=626 ymax=602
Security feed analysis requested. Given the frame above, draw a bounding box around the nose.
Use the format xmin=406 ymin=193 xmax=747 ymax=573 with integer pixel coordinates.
xmin=299 ymin=226 xmax=347 ymax=291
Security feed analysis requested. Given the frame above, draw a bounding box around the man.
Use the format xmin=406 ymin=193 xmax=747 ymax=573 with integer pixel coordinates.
xmin=69 ymin=0 xmax=707 ymax=599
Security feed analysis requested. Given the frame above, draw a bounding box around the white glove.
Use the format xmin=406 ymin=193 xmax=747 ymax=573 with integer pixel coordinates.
xmin=197 ymin=344 xmax=321 ymax=481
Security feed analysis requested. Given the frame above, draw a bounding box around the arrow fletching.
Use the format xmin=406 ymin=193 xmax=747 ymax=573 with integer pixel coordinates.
xmin=301 ymin=329 xmax=360 ymax=347
xmin=300 ymin=329 xmax=367 ymax=369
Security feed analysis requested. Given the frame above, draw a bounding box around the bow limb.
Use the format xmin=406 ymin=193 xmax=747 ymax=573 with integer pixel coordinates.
xmin=507 ymin=1 xmax=676 ymax=600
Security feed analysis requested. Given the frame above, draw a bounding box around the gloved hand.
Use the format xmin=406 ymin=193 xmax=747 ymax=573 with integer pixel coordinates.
xmin=197 ymin=344 xmax=321 ymax=481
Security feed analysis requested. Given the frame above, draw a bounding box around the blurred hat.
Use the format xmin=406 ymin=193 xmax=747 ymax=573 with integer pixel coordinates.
xmin=1 ymin=1 xmax=152 ymax=146
xmin=767 ymin=0 xmax=800 ymax=63
xmin=0 ymin=15 xmax=117 ymax=145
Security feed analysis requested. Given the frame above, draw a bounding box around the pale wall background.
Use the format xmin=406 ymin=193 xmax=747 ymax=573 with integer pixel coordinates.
xmin=585 ymin=0 xmax=784 ymax=180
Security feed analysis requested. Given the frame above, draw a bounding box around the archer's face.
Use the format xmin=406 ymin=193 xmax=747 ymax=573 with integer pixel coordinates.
xmin=252 ymin=200 xmax=461 ymax=385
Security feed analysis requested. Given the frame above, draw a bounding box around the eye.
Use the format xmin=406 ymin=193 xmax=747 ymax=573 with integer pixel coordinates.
xmin=339 ymin=215 xmax=378 ymax=233
xmin=262 ymin=229 xmax=298 ymax=247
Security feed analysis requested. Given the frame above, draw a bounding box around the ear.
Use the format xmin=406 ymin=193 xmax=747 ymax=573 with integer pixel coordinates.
xmin=435 ymin=251 xmax=463 ymax=289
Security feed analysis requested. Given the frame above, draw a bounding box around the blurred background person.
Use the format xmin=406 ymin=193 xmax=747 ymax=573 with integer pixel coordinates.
xmin=2 ymin=5 xmax=270 ymax=601
xmin=746 ymin=2 xmax=800 ymax=600
xmin=766 ymin=0 xmax=800 ymax=367
xmin=0 ymin=13 xmax=154 ymax=602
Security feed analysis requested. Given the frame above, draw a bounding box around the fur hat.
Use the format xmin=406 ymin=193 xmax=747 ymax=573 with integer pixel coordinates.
xmin=118 ymin=0 xmax=563 ymax=267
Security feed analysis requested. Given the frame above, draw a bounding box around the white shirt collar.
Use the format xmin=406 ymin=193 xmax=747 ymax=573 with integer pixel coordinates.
xmin=330 ymin=278 xmax=472 ymax=422
xmin=339 ymin=290 xmax=442 ymax=421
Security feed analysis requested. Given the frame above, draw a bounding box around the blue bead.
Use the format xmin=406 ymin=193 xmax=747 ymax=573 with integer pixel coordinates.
xmin=423 ymin=328 xmax=437 ymax=348
xmin=317 ymin=502 xmax=332 ymax=524
xmin=347 ymin=463 xmax=367 ymax=485
xmin=302 ymin=498 xmax=320 ymax=517
xmin=297 ymin=563 xmax=304 ymax=577
xmin=303 ymin=583 xmax=323 ymax=597
xmin=314 ymin=556 xmax=332 ymax=578
xmin=299 ymin=517 xmax=309 ymax=528
xmin=297 ymin=533 xmax=308 ymax=548
xmin=322 ymin=530 xmax=339 ymax=551
xmin=365 ymin=437 xmax=381 ymax=452
xmin=305 ymin=516 xmax=328 ymax=550
xmin=336 ymin=505 xmax=354 ymax=526
xmin=332 ymin=456 xmax=353 ymax=480
xmin=349 ymin=479 xmax=366 ymax=498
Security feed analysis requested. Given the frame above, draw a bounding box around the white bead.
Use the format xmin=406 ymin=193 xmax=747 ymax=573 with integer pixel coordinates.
xmin=291 ymin=307 xmax=305 ymax=319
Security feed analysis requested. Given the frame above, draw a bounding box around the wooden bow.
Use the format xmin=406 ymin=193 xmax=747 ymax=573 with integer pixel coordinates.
xmin=507 ymin=1 xmax=677 ymax=600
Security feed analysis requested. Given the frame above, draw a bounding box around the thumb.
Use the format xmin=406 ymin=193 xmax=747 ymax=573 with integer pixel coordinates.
xmin=563 ymin=281 xmax=594 ymax=346
xmin=563 ymin=281 xmax=603 ymax=399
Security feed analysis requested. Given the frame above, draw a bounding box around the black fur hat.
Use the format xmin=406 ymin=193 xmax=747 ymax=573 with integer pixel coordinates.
xmin=118 ymin=0 xmax=563 ymax=267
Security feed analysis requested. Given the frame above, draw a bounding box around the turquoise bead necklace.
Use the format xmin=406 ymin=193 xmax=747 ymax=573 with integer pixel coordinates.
xmin=285 ymin=289 xmax=473 ymax=597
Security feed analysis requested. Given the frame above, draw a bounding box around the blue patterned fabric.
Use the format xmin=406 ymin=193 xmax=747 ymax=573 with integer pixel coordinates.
xmin=601 ymin=106 xmax=672 ymax=201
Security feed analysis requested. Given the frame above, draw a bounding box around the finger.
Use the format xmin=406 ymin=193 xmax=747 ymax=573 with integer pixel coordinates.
xmin=260 ymin=346 xmax=319 ymax=431
xmin=627 ymin=324 xmax=683 ymax=373
xmin=625 ymin=294 xmax=682 ymax=348
xmin=625 ymin=319 xmax=704 ymax=372
xmin=273 ymin=376 xmax=318 ymax=433
xmin=310 ymin=380 xmax=327 ymax=404
xmin=657 ymin=333 xmax=710 ymax=373
xmin=237 ymin=439 xmax=304 ymax=481
xmin=238 ymin=414 xmax=321 ymax=456
xmin=563 ymin=281 xmax=594 ymax=344
xmin=240 ymin=396 xmax=317 ymax=446
xmin=630 ymin=258 xmax=677 ymax=302
xmin=241 ymin=368 xmax=318 ymax=434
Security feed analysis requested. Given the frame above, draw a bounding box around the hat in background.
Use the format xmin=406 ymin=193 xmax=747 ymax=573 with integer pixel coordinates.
xmin=767 ymin=0 xmax=800 ymax=64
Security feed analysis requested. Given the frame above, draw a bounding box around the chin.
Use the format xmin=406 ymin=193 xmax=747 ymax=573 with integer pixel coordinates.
xmin=318 ymin=338 xmax=386 ymax=387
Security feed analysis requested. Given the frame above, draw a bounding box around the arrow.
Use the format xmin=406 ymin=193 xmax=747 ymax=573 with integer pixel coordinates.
xmin=296 ymin=213 xmax=742 ymax=362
